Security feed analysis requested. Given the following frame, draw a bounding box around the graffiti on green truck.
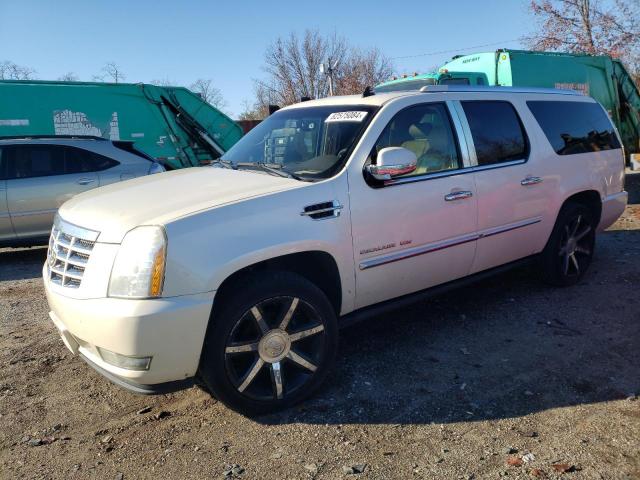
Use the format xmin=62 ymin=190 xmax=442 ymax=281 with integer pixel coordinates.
xmin=0 ymin=80 xmax=244 ymax=170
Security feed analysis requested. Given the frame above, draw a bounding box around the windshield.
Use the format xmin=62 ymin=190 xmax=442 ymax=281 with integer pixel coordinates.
xmin=222 ymin=105 xmax=377 ymax=181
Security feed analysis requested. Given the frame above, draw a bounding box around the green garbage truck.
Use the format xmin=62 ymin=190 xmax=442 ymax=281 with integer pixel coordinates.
xmin=0 ymin=80 xmax=243 ymax=169
xmin=376 ymin=49 xmax=640 ymax=160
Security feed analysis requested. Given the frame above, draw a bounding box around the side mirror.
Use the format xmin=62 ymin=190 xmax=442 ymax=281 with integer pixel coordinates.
xmin=366 ymin=147 xmax=417 ymax=181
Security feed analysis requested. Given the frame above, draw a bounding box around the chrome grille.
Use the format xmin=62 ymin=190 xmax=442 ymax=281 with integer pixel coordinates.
xmin=47 ymin=218 xmax=99 ymax=289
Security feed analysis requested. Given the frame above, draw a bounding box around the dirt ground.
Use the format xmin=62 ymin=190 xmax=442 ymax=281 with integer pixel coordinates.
xmin=1 ymin=174 xmax=639 ymax=480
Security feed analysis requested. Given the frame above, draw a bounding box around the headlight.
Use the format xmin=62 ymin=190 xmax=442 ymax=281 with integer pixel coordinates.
xmin=108 ymin=226 xmax=167 ymax=298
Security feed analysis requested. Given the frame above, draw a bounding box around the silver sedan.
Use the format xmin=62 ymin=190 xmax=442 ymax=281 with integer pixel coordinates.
xmin=0 ymin=136 xmax=165 ymax=247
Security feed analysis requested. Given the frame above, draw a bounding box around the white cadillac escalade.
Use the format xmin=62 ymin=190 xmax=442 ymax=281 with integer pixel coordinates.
xmin=44 ymin=86 xmax=627 ymax=415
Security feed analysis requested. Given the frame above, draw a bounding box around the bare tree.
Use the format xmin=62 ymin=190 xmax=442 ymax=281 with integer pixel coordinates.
xmin=58 ymin=72 xmax=79 ymax=82
xmin=259 ymin=30 xmax=347 ymax=105
xmin=337 ymin=47 xmax=393 ymax=95
xmin=189 ymin=78 xmax=226 ymax=110
xmin=526 ymin=0 xmax=640 ymax=74
xmin=238 ymin=99 xmax=267 ymax=121
xmin=0 ymin=60 xmax=36 ymax=80
xmin=250 ymin=29 xmax=393 ymax=114
xmin=93 ymin=62 xmax=126 ymax=83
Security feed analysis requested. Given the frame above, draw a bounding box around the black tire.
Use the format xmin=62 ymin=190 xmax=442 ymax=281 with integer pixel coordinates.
xmin=198 ymin=271 xmax=338 ymax=416
xmin=540 ymin=202 xmax=596 ymax=287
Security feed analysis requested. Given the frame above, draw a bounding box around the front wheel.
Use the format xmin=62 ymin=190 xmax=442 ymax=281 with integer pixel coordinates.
xmin=198 ymin=271 xmax=338 ymax=416
xmin=540 ymin=202 xmax=596 ymax=287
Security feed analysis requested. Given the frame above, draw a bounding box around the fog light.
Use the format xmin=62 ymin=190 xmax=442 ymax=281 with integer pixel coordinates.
xmin=97 ymin=347 xmax=152 ymax=371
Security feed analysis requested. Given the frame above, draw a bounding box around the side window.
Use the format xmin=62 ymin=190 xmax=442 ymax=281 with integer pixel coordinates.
xmin=0 ymin=148 xmax=5 ymax=180
xmin=374 ymin=103 xmax=461 ymax=177
xmin=461 ymin=101 xmax=528 ymax=166
xmin=527 ymin=101 xmax=621 ymax=155
xmin=440 ymin=77 xmax=470 ymax=85
xmin=65 ymin=147 xmax=119 ymax=173
xmin=7 ymin=145 xmax=65 ymax=179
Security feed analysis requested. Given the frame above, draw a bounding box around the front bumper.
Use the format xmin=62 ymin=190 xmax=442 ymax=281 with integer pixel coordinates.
xmin=44 ymin=266 xmax=214 ymax=389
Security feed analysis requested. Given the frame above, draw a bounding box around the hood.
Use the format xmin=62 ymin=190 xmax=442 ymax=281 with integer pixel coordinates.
xmin=59 ymin=167 xmax=300 ymax=243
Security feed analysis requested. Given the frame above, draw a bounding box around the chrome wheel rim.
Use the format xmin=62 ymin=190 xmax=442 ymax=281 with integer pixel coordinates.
xmin=224 ymin=296 xmax=326 ymax=401
xmin=558 ymin=213 xmax=593 ymax=277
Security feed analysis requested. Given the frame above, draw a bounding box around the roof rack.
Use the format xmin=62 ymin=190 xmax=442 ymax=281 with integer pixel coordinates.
xmin=0 ymin=135 xmax=109 ymax=141
xmin=418 ymin=85 xmax=582 ymax=95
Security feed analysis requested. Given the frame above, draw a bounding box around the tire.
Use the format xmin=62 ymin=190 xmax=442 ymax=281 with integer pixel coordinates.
xmin=198 ymin=271 xmax=338 ymax=416
xmin=540 ymin=202 xmax=596 ymax=287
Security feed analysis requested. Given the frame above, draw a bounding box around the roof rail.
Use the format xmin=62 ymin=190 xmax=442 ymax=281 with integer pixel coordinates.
xmin=0 ymin=135 xmax=108 ymax=141
xmin=418 ymin=85 xmax=583 ymax=95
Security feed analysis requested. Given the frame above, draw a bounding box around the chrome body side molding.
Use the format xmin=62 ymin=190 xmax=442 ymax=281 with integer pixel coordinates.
xmin=359 ymin=217 xmax=542 ymax=270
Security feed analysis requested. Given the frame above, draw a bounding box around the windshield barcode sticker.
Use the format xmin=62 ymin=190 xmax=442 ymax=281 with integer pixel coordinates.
xmin=325 ymin=111 xmax=368 ymax=123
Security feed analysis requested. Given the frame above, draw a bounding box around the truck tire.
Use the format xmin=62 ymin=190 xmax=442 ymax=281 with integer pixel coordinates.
xmin=540 ymin=202 xmax=596 ymax=287
xmin=198 ymin=271 xmax=338 ymax=416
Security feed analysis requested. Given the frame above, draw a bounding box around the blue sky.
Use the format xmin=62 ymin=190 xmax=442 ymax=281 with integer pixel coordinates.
xmin=0 ymin=0 xmax=533 ymax=117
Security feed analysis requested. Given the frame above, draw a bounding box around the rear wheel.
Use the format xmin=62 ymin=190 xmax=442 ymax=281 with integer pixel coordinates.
xmin=198 ymin=271 xmax=338 ymax=415
xmin=540 ymin=202 xmax=596 ymax=286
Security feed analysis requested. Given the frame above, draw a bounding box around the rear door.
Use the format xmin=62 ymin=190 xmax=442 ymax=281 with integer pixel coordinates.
xmin=0 ymin=146 xmax=16 ymax=243
xmin=456 ymin=99 xmax=554 ymax=273
xmin=6 ymin=144 xmax=99 ymax=239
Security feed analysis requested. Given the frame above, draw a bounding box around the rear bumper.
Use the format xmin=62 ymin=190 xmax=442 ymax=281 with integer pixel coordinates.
xmin=598 ymin=191 xmax=628 ymax=231
xmin=44 ymin=265 xmax=215 ymax=388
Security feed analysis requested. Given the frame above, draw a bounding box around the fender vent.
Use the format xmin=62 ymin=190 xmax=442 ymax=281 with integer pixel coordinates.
xmin=300 ymin=200 xmax=343 ymax=220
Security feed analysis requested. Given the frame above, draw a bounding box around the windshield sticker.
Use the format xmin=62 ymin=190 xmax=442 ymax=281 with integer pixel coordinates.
xmin=325 ymin=111 xmax=368 ymax=123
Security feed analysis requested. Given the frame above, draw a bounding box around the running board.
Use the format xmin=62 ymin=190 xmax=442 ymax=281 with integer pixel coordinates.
xmin=340 ymin=255 xmax=537 ymax=329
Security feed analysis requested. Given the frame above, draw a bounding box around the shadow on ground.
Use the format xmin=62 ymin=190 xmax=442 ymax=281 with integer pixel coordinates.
xmin=0 ymin=247 xmax=47 ymax=282
xmin=255 ymin=229 xmax=640 ymax=425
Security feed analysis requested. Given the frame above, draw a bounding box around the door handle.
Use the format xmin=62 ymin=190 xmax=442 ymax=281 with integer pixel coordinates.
xmin=77 ymin=178 xmax=95 ymax=185
xmin=520 ymin=176 xmax=543 ymax=186
xmin=444 ymin=190 xmax=473 ymax=201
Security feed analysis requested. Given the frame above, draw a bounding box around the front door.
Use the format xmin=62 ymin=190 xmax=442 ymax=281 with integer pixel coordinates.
xmin=6 ymin=144 xmax=98 ymax=239
xmin=349 ymin=102 xmax=479 ymax=309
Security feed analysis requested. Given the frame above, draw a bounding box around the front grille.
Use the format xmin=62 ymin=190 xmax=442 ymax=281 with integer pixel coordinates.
xmin=47 ymin=221 xmax=97 ymax=289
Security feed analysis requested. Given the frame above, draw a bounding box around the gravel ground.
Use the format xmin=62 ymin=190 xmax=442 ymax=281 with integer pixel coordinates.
xmin=1 ymin=173 xmax=639 ymax=480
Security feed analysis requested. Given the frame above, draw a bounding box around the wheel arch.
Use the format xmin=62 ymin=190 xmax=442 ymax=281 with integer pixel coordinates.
xmin=561 ymin=190 xmax=602 ymax=224
xmin=543 ymin=189 xmax=602 ymax=250
xmin=211 ymin=250 xmax=343 ymax=318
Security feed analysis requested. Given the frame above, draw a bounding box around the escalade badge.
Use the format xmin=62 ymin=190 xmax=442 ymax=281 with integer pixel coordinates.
xmin=360 ymin=243 xmax=396 ymax=255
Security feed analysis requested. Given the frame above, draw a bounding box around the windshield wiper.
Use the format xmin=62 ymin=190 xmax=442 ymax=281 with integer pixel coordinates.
xmin=236 ymin=162 xmax=304 ymax=181
xmin=257 ymin=163 xmax=303 ymax=180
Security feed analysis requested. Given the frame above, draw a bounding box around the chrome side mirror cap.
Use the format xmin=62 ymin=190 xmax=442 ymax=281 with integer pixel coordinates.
xmin=366 ymin=147 xmax=417 ymax=181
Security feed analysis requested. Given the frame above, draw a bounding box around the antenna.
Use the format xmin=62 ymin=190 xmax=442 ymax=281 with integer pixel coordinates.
xmin=320 ymin=58 xmax=339 ymax=96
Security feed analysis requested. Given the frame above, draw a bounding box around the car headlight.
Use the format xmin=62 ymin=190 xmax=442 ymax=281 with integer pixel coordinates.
xmin=108 ymin=226 xmax=167 ymax=298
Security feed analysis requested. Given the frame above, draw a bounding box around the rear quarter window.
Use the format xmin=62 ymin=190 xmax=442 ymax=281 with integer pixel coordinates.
xmin=65 ymin=147 xmax=119 ymax=173
xmin=527 ymin=100 xmax=621 ymax=155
